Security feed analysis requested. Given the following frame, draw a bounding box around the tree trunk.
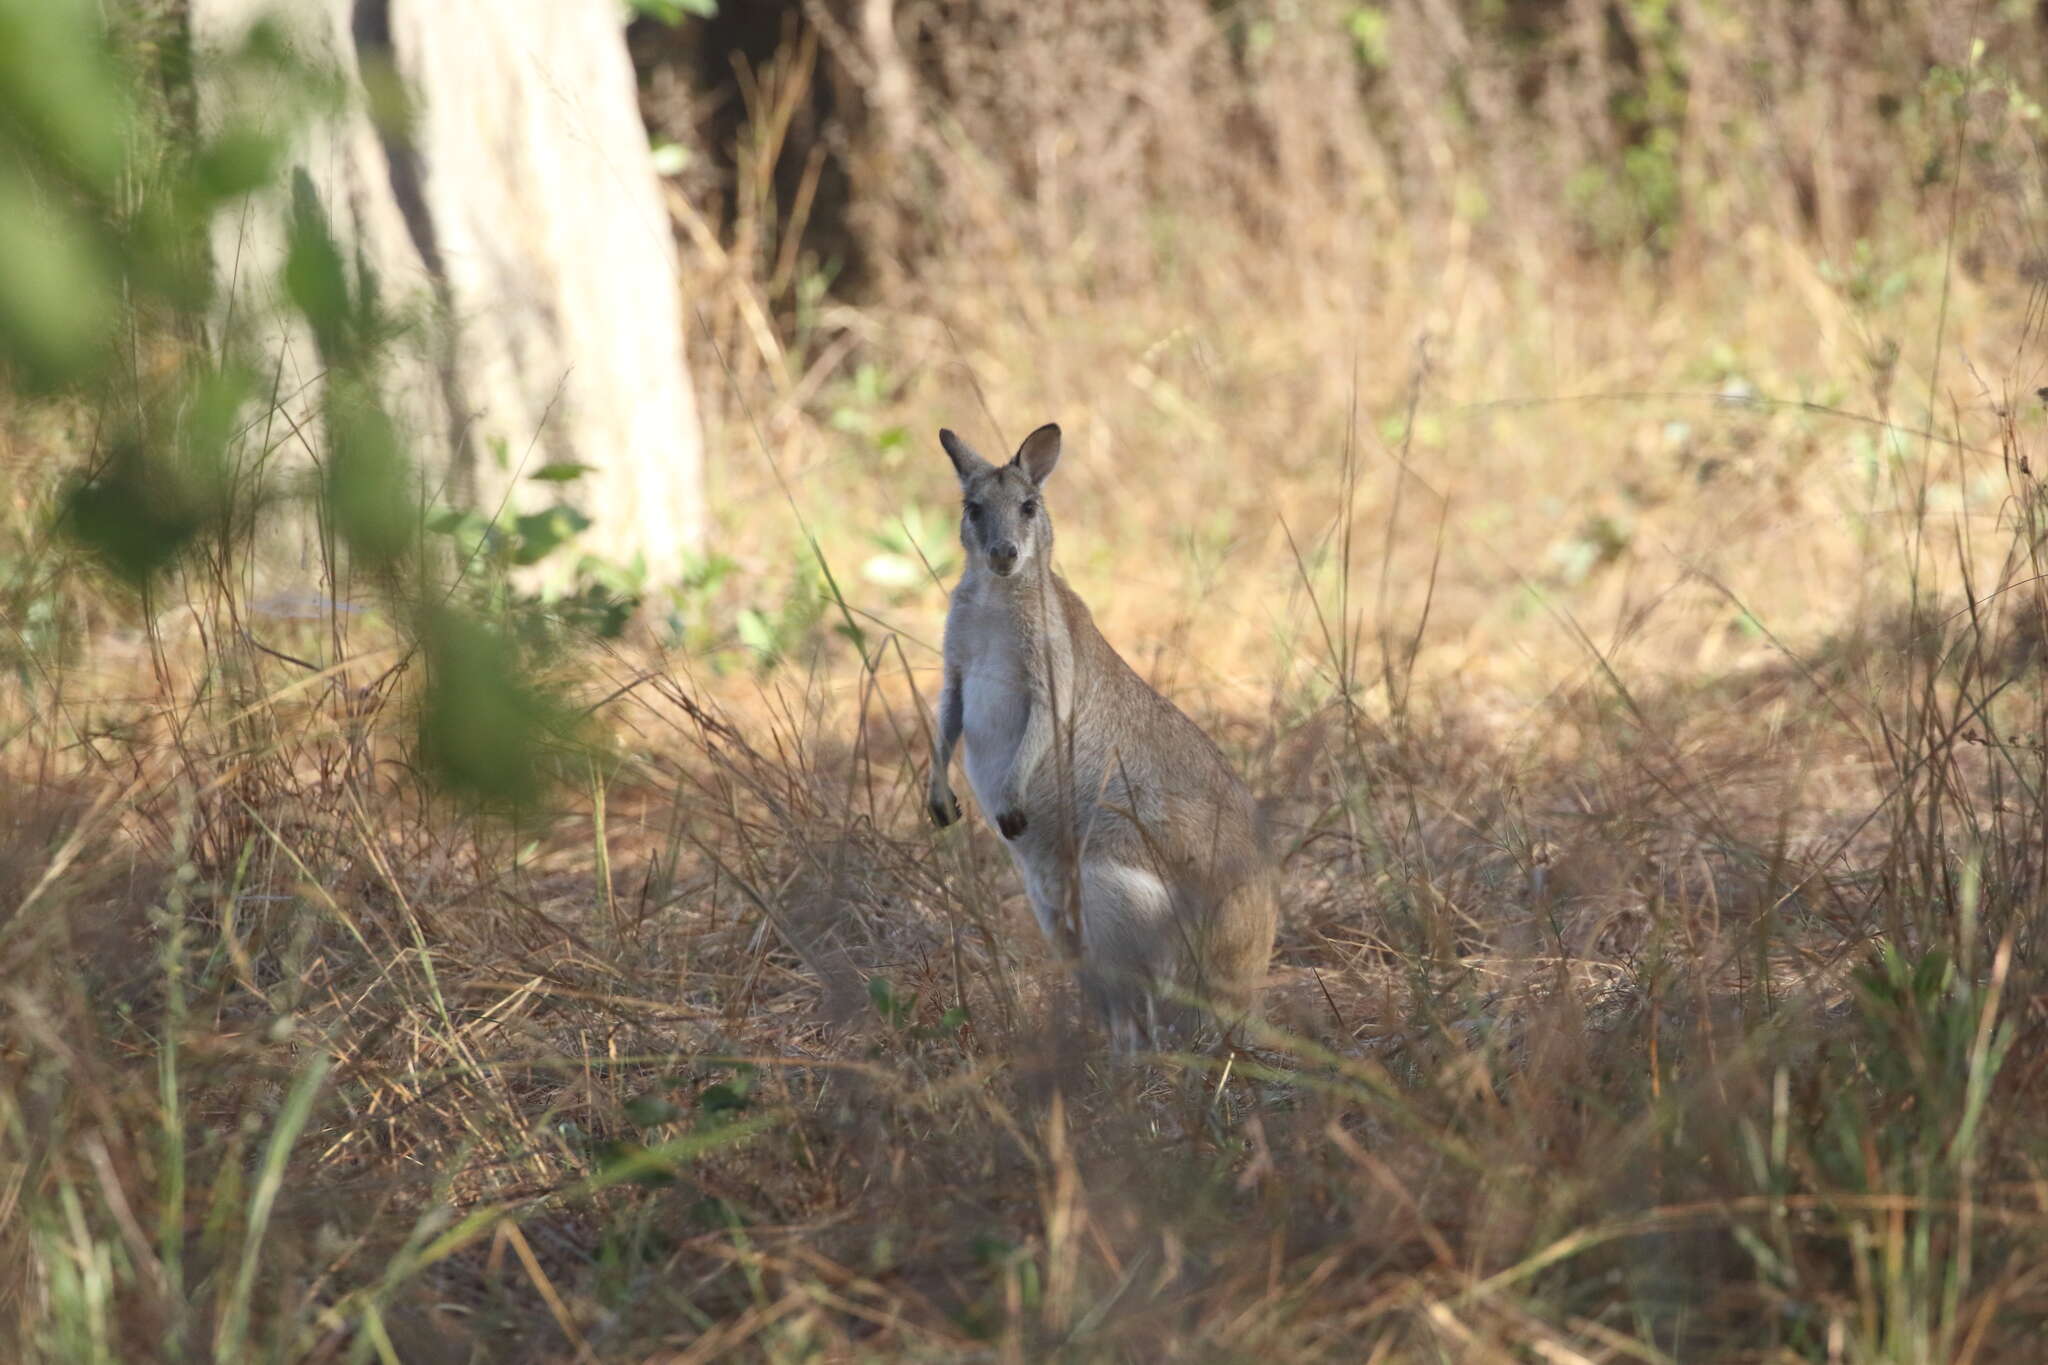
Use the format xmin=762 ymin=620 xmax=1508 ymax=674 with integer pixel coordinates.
xmin=193 ymin=0 xmax=703 ymax=590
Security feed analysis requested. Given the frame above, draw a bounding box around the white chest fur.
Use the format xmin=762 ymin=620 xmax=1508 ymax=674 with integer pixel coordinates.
xmin=957 ymin=609 xmax=1029 ymax=816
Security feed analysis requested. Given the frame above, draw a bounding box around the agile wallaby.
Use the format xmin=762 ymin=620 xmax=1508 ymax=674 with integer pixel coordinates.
xmin=926 ymin=422 xmax=1277 ymax=1048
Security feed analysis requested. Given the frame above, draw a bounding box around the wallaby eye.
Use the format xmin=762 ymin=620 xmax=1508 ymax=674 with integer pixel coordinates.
xmin=1021 ymin=499 xmax=1039 ymax=518
xmin=964 ymin=501 xmax=983 ymax=522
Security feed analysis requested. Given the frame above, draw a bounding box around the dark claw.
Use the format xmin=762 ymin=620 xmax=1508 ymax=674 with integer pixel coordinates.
xmin=928 ymin=793 xmax=961 ymax=828
xmin=996 ymin=810 xmax=1028 ymax=839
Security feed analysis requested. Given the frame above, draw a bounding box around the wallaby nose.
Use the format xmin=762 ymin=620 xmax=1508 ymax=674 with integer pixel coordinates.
xmin=989 ymin=542 xmax=1019 ymax=575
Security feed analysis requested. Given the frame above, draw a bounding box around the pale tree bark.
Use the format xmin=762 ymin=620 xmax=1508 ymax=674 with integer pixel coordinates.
xmin=193 ymin=0 xmax=703 ymax=590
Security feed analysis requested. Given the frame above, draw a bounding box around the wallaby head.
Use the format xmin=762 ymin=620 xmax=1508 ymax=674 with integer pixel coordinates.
xmin=938 ymin=424 xmax=1062 ymax=579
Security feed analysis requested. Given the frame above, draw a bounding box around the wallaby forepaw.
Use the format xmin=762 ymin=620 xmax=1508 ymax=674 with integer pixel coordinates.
xmin=996 ymin=809 xmax=1028 ymax=839
xmin=928 ymin=792 xmax=961 ymax=828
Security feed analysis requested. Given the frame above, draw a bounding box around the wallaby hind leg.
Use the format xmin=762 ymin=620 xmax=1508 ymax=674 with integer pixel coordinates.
xmin=1074 ymin=862 xmax=1178 ymax=1053
xmin=1077 ymin=963 xmax=1159 ymax=1056
xmin=1191 ymin=877 xmax=1279 ymax=1047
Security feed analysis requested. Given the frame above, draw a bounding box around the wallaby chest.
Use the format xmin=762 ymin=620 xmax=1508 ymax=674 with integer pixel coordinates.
xmin=950 ymin=588 xmax=1035 ymax=806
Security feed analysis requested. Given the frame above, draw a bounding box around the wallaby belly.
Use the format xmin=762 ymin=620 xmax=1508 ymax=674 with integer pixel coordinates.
xmin=958 ymin=644 xmax=1029 ymax=820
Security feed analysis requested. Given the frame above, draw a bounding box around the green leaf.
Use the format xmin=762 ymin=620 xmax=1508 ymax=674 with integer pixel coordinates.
xmin=0 ymin=162 xmax=116 ymax=389
xmin=626 ymin=0 xmax=718 ymax=22
xmin=735 ymin=607 xmax=778 ymax=658
xmin=868 ymin=975 xmax=913 ymax=1026
xmin=594 ymin=1138 xmax=678 ymax=1187
xmin=860 ymin=553 xmax=921 ymax=590
xmin=1347 ymin=5 xmax=1391 ymax=69
xmin=624 ymin=1093 xmax=682 ymax=1128
xmin=193 ymin=124 xmax=284 ymax=202
xmin=0 ymin=0 xmax=132 ymax=195
xmin=650 ymin=141 xmax=690 ymax=176
xmin=417 ymin=608 xmax=580 ymax=806
xmin=284 ymin=170 xmax=352 ymax=363
xmin=219 ymin=1053 xmax=331 ymax=1354
xmin=182 ymin=367 xmax=253 ymax=474
xmin=324 ymin=383 xmax=414 ymax=565
xmin=1912 ymin=949 xmax=1951 ymax=1000
xmin=529 ymin=461 xmax=595 ymax=484
xmin=681 ymin=551 xmax=739 ymax=592
xmin=971 ymin=1236 xmax=1018 ymax=1266
xmin=61 ymin=442 xmax=202 ymax=587
xmin=510 ymin=506 xmax=591 ymax=565
xmin=698 ymin=1083 xmax=749 ymax=1116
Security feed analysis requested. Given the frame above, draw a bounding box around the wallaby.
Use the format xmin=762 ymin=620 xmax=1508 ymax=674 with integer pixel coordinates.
xmin=926 ymin=422 xmax=1278 ymax=1049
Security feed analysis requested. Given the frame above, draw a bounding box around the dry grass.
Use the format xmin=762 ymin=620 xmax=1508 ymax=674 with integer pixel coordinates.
xmin=6 ymin=3 xmax=2048 ymax=1361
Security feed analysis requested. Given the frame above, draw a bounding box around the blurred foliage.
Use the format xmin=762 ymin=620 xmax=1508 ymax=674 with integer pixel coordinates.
xmin=416 ymin=607 xmax=585 ymax=808
xmin=0 ymin=1 xmax=133 ymax=389
xmin=628 ymin=0 xmax=719 ymax=23
xmin=734 ymin=562 xmax=826 ymax=674
xmin=426 ymin=461 xmax=643 ymax=645
xmin=0 ymin=0 xmax=593 ymax=811
xmin=861 ymin=502 xmax=956 ymax=599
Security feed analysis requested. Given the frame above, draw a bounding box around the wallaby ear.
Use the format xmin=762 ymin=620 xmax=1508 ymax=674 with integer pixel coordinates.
xmin=1011 ymin=423 xmax=1062 ymax=486
xmin=939 ymin=428 xmax=990 ymax=481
